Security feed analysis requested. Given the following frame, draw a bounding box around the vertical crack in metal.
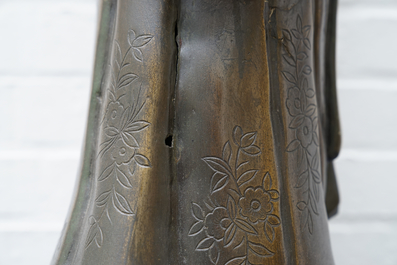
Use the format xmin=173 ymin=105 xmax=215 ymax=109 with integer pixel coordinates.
xmin=168 ymin=2 xmax=180 ymax=263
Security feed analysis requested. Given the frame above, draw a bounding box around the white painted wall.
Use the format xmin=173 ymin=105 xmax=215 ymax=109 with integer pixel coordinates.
xmin=0 ymin=0 xmax=395 ymax=264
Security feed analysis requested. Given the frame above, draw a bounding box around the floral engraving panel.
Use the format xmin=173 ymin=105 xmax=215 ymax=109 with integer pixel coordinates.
xmin=84 ymin=29 xmax=153 ymax=249
xmin=189 ymin=126 xmax=281 ymax=265
xmin=281 ymin=15 xmax=321 ymax=234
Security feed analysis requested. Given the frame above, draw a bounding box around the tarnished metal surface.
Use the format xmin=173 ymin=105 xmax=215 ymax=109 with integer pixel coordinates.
xmin=52 ymin=0 xmax=340 ymax=264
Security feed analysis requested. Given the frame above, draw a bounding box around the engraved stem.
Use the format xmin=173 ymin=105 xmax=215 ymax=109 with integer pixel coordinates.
xmin=233 ymin=147 xmax=243 ymax=196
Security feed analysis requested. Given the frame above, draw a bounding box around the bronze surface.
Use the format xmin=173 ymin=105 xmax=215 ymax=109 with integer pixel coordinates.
xmin=52 ymin=0 xmax=340 ymax=264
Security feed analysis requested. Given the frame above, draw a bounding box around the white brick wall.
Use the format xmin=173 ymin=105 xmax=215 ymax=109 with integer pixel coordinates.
xmin=0 ymin=1 xmax=95 ymax=264
xmin=330 ymin=1 xmax=397 ymax=264
xmin=0 ymin=0 xmax=395 ymax=264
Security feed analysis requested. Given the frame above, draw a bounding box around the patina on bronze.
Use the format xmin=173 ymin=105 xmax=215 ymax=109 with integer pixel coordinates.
xmin=52 ymin=0 xmax=340 ymax=264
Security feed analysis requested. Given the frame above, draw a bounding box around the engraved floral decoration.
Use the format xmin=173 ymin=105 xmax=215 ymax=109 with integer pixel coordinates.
xmin=189 ymin=126 xmax=281 ymax=265
xmin=85 ymin=29 xmax=153 ymax=249
xmin=281 ymin=15 xmax=321 ymax=234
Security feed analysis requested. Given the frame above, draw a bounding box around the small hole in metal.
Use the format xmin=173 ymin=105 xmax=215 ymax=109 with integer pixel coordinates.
xmin=165 ymin=135 xmax=173 ymax=147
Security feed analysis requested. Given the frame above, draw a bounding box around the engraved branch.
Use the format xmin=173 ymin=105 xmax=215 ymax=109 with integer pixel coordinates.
xmin=189 ymin=126 xmax=280 ymax=265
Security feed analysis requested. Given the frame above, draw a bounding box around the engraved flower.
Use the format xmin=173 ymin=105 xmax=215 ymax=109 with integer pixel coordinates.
xmin=286 ymin=87 xmax=304 ymax=117
xmin=296 ymin=117 xmax=313 ymax=148
xmin=111 ymin=139 xmax=135 ymax=165
xmin=239 ymin=187 xmax=272 ymax=223
xmin=106 ymin=101 xmax=124 ymax=127
xmin=205 ymin=207 xmax=232 ymax=241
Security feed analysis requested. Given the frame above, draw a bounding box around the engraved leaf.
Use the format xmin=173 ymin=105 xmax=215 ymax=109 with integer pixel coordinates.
xmin=311 ymin=151 xmax=319 ymax=169
xmin=282 ymin=54 xmax=296 ymax=67
xmin=283 ymin=40 xmax=295 ymax=59
xmin=306 ymin=88 xmax=315 ymax=98
xmin=227 ymin=196 xmax=237 ymax=219
xmin=132 ymin=35 xmax=153 ymax=48
xmin=297 ymin=145 xmax=304 ymax=167
xmin=312 ymin=117 xmax=318 ymax=130
xmin=209 ymin=244 xmax=220 ymax=265
xmin=231 ymin=234 xmax=245 ymax=251
xmin=297 ymin=201 xmax=307 ymax=211
xmin=233 ymin=126 xmax=243 ymax=146
xmin=107 ymin=90 xmax=116 ymax=102
xmin=237 ymin=169 xmax=258 ymax=186
xmin=204 ymin=201 xmax=215 ymax=211
xmin=282 ymin=71 xmax=297 ymax=84
xmin=125 ymin=121 xmax=150 ymax=133
xmin=248 ymin=241 xmax=274 ymax=257
xmin=297 ymin=15 xmax=303 ymax=33
xmin=241 ymin=132 xmax=257 ymax=148
xmin=312 ymin=169 xmax=321 ymax=184
xmin=289 ymin=114 xmax=305 ymax=129
xmin=296 ymin=170 xmax=309 ymax=188
xmin=303 ymin=25 xmax=311 ymax=37
xmin=122 ymin=132 xmax=139 ymax=147
xmin=313 ymin=132 xmax=319 ymax=146
xmin=301 ymin=207 xmax=309 ymax=230
xmin=129 ymin=159 xmax=137 ymax=176
xmin=242 ymin=145 xmax=261 ymax=156
xmin=134 ymin=154 xmax=151 ymax=167
xmin=313 ymin=182 xmax=319 ymax=202
xmin=116 ymin=167 xmax=133 ymax=188
xmin=105 ymin=127 xmax=119 ymax=137
xmin=222 ymin=141 xmax=232 ymax=163
xmin=224 ymin=223 xmax=237 ymax=246
xmin=191 ymin=202 xmax=205 ymax=220
xmin=113 ymin=41 xmax=122 ymax=66
xmin=95 ymin=225 xmax=103 ymax=247
xmin=188 ymin=221 xmax=204 ymax=236
xmin=203 ymin=157 xmax=232 ymax=176
xmin=127 ymin=29 xmax=136 ymax=46
xmin=119 ymin=107 xmax=130 ymax=128
xmin=297 ymin=52 xmax=308 ymax=61
xmin=292 ymin=29 xmax=302 ymax=39
xmin=282 ymin=29 xmax=291 ymax=41
xmin=196 ymin=237 xmax=215 ymax=251
xmin=310 ymin=194 xmax=319 ymax=214
xmin=133 ymin=48 xmax=143 ymax=62
xmin=308 ymin=211 xmax=313 ymax=234
xmin=268 ymin=190 xmax=280 ymax=200
xmin=303 ymin=38 xmax=311 ymax=50
xmin=262 ymin=172 xmax=272 ymax=190
xmin=85 ymin=221 xmax=98 ymax=248
xmin=211 ymin=174 xmax=229 ymax=194
xmin=225 ymin=256 xmax=246 ymax=265
xmin=98 ymin=163 xmax=115 ymax=181
xmin=302 ymin=65 xmax=312 ymax=75
xmin=265 ymin=222 xmax=275 ymax=242
xmin=234 ymin=219 xmax=257 ymax=235
xmin=267 ymin=215 xmax=281 ymax=226
xmin=95 ymin=190 xmax=111 ymax=207
xmin=113 ymin=190 xmax=134 ymax=215
xmin=301 ymin=77 xmax=309 ymax=89
xmin=118 ymin=73 xmax=138 ymax=89
xmin=286 ymin=139 xmax=301 ymax=152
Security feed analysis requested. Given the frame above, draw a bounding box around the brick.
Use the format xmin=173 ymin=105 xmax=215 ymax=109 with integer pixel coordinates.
xmin=337 ymin=80 xmax=397 ymax=150
xmin=0 ymin=158 xmax=79 ymax=223
xmin=329 ymin=219 xmax=397 ymax=265
xmin=0 ymin=1 xmax=96 ymax=74
xmin=0 ymin=76 xmax=91 ymax=149
xmin=334 ymin=152 xmax=397 ymax=216
xmin=337 ymin=4 xmax=397 ymax=79
xmin=0 ymin=231 xmax=60 ymax=265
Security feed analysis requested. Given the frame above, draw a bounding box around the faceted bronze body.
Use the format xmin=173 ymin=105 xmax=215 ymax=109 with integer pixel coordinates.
xmin=52 ymin=0 xmax=340 ymax=264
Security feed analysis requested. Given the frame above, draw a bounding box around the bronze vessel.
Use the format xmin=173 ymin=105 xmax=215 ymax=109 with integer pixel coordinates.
xmin=52 ymin=0 xmax=340 ymax=264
